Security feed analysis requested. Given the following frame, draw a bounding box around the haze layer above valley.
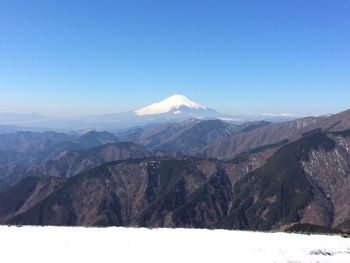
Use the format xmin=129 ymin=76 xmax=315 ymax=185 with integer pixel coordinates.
xmin=0 ymin=95 xmax=299 ymax=131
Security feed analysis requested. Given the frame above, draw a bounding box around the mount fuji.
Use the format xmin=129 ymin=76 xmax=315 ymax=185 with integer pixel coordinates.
xmin=135 ymin=94 xmax=207 ymax=116
xmin=133 ymin=94 xmax=226 ymax=119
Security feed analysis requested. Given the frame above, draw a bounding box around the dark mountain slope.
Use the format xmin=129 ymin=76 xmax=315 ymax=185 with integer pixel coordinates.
xmin=0 ymin=176 xmax=64 ymax=222
xmin=72 ymin=130 xmax=119 ymax=149
xmin=3 ymin=157 xmax=256 ymax=226
xmin=0 ymin=141 xmax=151 ymax=193
xmin=300 ymin=131 xmax=350 ymax=229
xmin=2 ymin=130 xmax=350 ymax=231
xmin=0 ymin=131 xmax=70 ymax=155
xmin=202 ymin=117 xmax=319 ymax=159
xmin=7 ymin=142 xmax=152 ymax=179
xmin=310 ymin=108 xmax=350 ymax=132
xmin=0 ymin=130 xmax=120 ymax=166
xmin=118 ymin=119 xmax=271 ymax=156
xmin=205 ymin=108 xmax=350 ymax=160
xmin=117 ymin=119 xmax=201 ymax=148
xmin=156 ymin=120 xmax=269 ymax=155
xmin=170 ymin=169 xmax=233 ymax=228
xmin=221 ymin=133 xmax=335 ymax=231
xmin=6 ymin=167 xmax=121 ymax=226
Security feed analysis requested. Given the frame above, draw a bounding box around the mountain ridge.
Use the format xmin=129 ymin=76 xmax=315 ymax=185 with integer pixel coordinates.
xmin=3 ymin=130 xmax=350 ymax=231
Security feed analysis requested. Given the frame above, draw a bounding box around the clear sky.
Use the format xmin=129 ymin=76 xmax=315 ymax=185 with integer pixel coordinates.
xmin=0 ymin=0 xmax=349 ymax=117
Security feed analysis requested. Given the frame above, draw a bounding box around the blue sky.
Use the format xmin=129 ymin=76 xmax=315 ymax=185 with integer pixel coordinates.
xmin=0 ymin=0 xmax=349 ymax=117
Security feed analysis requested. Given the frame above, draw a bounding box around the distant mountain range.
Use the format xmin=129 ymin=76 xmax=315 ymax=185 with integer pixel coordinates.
xmin=1 ymin=101 xmax=350 ymax=234
xmin=0 ymin=95 xmax=299 ymax=131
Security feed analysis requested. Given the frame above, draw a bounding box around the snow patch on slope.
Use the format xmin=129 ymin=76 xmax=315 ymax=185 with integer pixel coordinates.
xmin=135 ymin=94 xmax=206 ymax=116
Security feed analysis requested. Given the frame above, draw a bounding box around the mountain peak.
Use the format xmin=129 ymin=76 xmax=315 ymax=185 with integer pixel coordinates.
xmin=134 ymin=94 xmax=206 ymax=116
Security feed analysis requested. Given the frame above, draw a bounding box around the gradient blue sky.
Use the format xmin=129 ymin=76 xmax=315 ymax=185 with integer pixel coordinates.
xmin=0 ymin=0 xmax=349 ymax=117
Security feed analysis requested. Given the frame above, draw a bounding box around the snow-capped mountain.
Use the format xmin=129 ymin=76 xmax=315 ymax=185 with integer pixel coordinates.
xmin=134 ymin=94 xmax=207 ymax=116
xmin=132 ymin=94 xmax=229 ymax=122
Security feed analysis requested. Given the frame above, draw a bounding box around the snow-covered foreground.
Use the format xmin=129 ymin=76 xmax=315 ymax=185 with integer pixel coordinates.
xmin=0 ymin=226 xmax=349 ymax=263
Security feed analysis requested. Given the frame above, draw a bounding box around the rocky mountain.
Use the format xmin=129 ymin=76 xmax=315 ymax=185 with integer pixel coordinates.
xmin=301 ymin=108 xmax=350 ymax=133
xmin=117 ymin=118 xmax=271 ymax=155
xmin=119 ymin=111 xmax=350 ymax=161
xmin=0 ymin=115 xmax=316 ymax=194
xmin=70 ymin=130 xmax=119 ymax=149
xmin=206 ymin=108 xmax=350 ymax=161
xmin=0 ymin=131 xmax=70 ymax=153
xmin=1 ymin=128 xmax=350 ymax=232
xmin=0 ymin=131 xmax=72 ymax=165
xmin=0 ymin=155 xmax=265 ymax=226
xmin=0 ymin=130 xmax=122 ymax=165
xmin=92 ymin=107 xmax=350 ymax=160
xmin=220 ymin=130 xmax=350 ymax=232
xmin=0 ymin=141 xmax=151 ymax=192
xmin=25 ymin=142 xmax=152 ymax=178
xmin=117 ymin=116 xmax=319 ymax=160
xmin=202 ymin=117 xmax=320 ymax=160
xmin=0 ymin=130 xmax=132 ymax=191
xmin=0 ymin=176 xmax=64 ymax=223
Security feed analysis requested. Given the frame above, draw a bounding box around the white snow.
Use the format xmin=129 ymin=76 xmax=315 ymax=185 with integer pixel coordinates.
xmin=134 ymin=94 xmax=206 ymax=116
xmin=1 ymin=226 xmax=349 ymax=263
